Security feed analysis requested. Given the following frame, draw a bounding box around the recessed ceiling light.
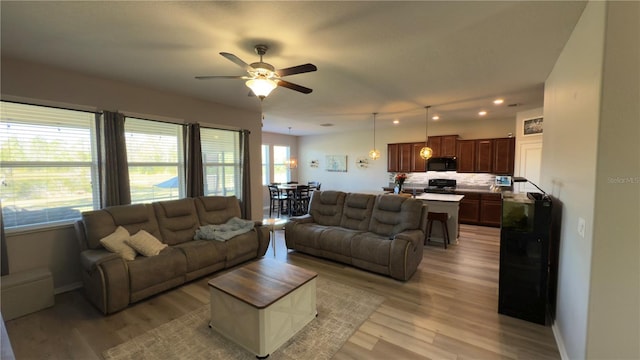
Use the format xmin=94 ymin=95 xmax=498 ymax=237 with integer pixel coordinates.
xmin=432 ymin=115 xmax=440 ymax=120
xmin=479 ymin=111 xmax=487 ymax=116
xmin=393 ymin=119 xmax=400 ymax=124
xmin=493 ymin=99 xmax=504 ymax=105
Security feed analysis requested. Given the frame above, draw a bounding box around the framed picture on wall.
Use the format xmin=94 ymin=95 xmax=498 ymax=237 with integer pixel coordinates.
xmin=326 ymin=155 xmax=347 ymax=172
xmin=523 ymin=117 xmax=543 ymax=136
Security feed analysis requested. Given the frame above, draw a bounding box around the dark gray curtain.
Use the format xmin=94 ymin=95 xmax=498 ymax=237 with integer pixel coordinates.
xmin=1 ymin=200 xmax=8 ymax=276
xmin=101 ymin=111 xmax=131 ymax=207
xmin=240 ymin=130 xmax=251 ymax=218
xmin=184 ymin=123 xmax=204 ymax=197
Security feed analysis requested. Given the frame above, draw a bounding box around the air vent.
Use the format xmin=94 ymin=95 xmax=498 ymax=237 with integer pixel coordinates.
xmin=320 ymin=123 xmax=334 ymax=127
xmin=508 ymin=103 xmax=521 ymax=107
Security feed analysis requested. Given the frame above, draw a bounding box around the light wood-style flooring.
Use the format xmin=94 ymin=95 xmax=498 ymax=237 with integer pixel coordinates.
xmin=4 ymin=224 xmax=560 ymax=359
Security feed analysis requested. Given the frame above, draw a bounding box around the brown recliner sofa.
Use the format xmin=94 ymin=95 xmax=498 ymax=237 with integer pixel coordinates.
xmin=75 ymin=196 xmax=269 ymax=314
xmin=285 ymin=191 xmax=427 ymax=281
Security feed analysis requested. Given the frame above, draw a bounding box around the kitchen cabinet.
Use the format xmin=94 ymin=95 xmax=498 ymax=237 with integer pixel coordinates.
xmin=411 ymin=143 xmax=427 ymax=172
xmin=457 ymin=191 xmax=502 ymax=227
xmin=480 ymin=193 xmax=502 ymax=227
xmin=475 ymin=140 xmax=494 ymax=173
xmin=387 ymin=142 xmax=427 ymax=172
xmin=456 ymin=137 xmax=515 ymax=175
xmin=427 ymin=135 xmax=458 ymax=157
xmin=456 ymin=140 xmax=476 ymax=173
xmin=493 ymin=137 xmax=516 ymax=175
xmin=458 ymin=192 xmax=480 ymax=224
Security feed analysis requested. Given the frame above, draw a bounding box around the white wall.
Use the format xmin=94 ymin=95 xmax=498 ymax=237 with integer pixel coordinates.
xmin=587 ymin=1 xmax=639 ymax=358
xmin=296 ymin=117 xmax=515 ymax=193
xmin=543 ymin=1 xmax=640 ymax=359
xmin=1 ymin=57 xmax=264 ymax=290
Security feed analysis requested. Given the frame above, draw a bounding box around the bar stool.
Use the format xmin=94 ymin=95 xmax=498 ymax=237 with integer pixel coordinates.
xmin=426 ymin=212 xmax=450 ymax=249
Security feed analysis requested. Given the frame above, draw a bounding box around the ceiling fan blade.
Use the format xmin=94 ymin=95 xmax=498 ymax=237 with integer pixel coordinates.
xmin=220 ymin=52 xmax=253 ymax=72
xmin=276 ymin=63 xmax=318 ymax=77
xmin=278 ymin=80 xmax=313 ymax=94
xmin=195 ymin=75 xmax=244 ymax=80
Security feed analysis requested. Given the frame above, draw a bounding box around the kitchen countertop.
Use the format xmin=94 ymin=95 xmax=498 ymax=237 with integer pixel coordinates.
xmin=415 ymin=193 xmax=465 ymax=202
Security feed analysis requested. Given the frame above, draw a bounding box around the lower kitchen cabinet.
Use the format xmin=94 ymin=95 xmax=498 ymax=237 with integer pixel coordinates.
xmin=479 ymin=193 xmax=502 ymax=227
xmin=458 ymin=192 xmax=502 ymax=227
xmin=458 ymin=192 xmax=480 ymax=224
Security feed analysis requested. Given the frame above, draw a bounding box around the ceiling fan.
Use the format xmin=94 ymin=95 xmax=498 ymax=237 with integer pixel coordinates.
xmin=195 ymin=44 xmax=317 ymax=99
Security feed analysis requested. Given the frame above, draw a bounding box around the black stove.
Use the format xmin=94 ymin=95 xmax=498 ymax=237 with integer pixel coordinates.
xmin=424 ymin=179 xmax=457 ymax=194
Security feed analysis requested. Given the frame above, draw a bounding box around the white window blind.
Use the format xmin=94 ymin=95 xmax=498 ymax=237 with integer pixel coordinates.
xmin=200 ymin=128 xmax=241 ymax=197
xmin=273 ymin=145 xmax=290 ymax=184
xmin=125 ymin=117 xmax=184 ymax=203
xmin=0 ymin=101 xmax=98 ymax=228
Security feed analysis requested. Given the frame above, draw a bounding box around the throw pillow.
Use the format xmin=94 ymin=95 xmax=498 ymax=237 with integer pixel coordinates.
xmin=126 ymin=230 xmax=167 ymax=257
xmin=99 ymin=226 xmax=137 ymax=261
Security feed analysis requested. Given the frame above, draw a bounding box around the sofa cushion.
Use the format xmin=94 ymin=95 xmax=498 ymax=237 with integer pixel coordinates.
xmin=153 ymin=198 xmax=200 ymax=245
xmin=173 ymin=240 xmax=226 ymax=273
xmin=126 ymin=230 xmax=168 ymax=257
xmin=127 ymin=247 xmax=186 ymax=294
xmin=195 ymin=196 xmax=242 ymax=225
xmin=225 ymin=230 xmax=260 ymax=266
xmin=308 ymin=191 xmax=346 ymax=226
xmin=351 ymin=232 xmax=391 ymax=266
xmin=369 ymin=195 xmax=423 ymax=237
xmin=99 ymin=226 xmax=136 ymax=261
xmin=340 ymin=193 xmax=375 ymax=231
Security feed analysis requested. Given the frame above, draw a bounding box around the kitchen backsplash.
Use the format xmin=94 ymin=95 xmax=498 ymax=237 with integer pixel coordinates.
xmin=389 ymin=171 xmax=496 ymax=188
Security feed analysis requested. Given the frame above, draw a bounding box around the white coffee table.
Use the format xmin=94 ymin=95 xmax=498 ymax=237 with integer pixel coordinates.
xmin=208 ymin=258 xmax=317 ymax=358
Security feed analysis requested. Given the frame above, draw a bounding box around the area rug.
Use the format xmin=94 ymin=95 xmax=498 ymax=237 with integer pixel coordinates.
xmin=103 ymin=277 xmax=384 ymax=360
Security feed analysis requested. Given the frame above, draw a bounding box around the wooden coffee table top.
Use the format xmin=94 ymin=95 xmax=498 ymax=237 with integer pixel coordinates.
xmin=208 ymin=258 xmax=318 ymax=309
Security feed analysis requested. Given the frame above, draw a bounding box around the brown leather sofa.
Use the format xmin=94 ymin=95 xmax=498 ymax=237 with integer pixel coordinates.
xmin=285 ymin=191 xmax=427 ymax=281
xmin=75 ymin=196 xmax=269 ymax=314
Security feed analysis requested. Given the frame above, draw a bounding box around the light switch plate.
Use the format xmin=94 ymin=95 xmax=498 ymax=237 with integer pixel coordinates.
xmin=578 ymin=217 xmax=586 ymax=238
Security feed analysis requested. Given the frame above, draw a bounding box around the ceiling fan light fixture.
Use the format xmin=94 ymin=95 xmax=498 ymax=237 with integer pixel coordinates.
xmin=246 ymin=78 xmax=278 ymax=98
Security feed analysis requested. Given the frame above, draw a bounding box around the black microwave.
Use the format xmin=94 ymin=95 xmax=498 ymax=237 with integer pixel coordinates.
xmin=427 ymin=157 xmax=457 ymax=171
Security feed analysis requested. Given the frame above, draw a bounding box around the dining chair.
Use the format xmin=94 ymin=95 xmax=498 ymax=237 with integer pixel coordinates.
xmin=291 ymin=185 xmax=311 ymax=216
xmin=267 ymin=185 xmax=289 ymax=217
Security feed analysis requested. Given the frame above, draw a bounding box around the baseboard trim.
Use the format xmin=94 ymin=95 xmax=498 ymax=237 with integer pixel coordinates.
xmin=54 ymin=281 xmax=82 ymax=295
xmin=552 ymin=322 xmax=569 ymax=360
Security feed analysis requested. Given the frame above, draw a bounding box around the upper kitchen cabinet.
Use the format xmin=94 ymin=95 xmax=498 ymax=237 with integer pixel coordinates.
xmin=456 ymin=137 xmax=515 ymax=174
xmin=492 ymin=137 xmax=516 ymax=175
xmin=427 ymin=135 xmax=458 ymax=157
xmin=456 ymin=140 xmax=476 ymax=173
xmin=388 ymin=142 xmax=427 ymax=172
xmin=475 ymin=139 xmax=494 ymax=173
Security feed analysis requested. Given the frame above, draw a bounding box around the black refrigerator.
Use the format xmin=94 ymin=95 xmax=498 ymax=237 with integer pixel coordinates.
xmin=498 ymin=192 xmax=555 ymax=325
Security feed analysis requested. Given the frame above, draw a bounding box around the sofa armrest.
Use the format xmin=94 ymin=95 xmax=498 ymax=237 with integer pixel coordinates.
xmin=288 ymin=214 xmax=315 ymax=224
xmin=254 ymin=225 xmax=270 ymax=257
xmin=80 ymin=249 xmax=122 ymax=272
xmin=389 ymin=229 xmax=425 ymax=281
xmin=393 ymin=229 xmax=424 ymax=250
xmin=79 ymin=249 xmax=130 ymax=314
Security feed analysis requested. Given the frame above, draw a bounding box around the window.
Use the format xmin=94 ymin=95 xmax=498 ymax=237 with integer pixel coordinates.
xmin=125 ymin=117 xmax=184 ymax=204
xmin=261 ymin=144 xmax=269 ymax=185
xmin=273 ymin=145 xmax=290 ymax=184
xmin=200 ymin=128 xmax=241 ymax=197
xmin=0 ymin=101 xmax=99 ymax=228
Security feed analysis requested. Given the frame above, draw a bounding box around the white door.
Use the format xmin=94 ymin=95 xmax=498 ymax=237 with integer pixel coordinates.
xmin=515 ymin=140 xmax=542 ymax=193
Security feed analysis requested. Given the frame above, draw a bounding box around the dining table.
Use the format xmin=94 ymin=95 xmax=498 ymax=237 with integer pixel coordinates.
xmin=276 ymin=184 xmax=311 ymax=216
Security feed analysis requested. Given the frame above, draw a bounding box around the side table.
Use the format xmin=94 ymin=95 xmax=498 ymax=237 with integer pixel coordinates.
xmin=261 ymin=218 xmax=288 ymax=256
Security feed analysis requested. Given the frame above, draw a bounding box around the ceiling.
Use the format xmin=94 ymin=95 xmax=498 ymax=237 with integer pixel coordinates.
xmin=1 ymin=1 xmax=586 ymax=136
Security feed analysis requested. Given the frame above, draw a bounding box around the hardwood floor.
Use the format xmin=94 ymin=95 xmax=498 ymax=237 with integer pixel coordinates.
xmin=4 ymin=224 xmax=560 ymax=359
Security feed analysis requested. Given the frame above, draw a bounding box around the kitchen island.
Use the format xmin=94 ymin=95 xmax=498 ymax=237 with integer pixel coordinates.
xmin=415 ymin=193 xmax=465 ymax=245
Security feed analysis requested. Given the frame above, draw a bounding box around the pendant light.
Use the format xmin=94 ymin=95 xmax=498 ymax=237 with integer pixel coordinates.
xmin=285 ymin=127 xmax=298 ymax=168
xmin=419 ymin=106 xmax=433 ymax=160
xmin=368 ymin=112 xmax=380 ymax=160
